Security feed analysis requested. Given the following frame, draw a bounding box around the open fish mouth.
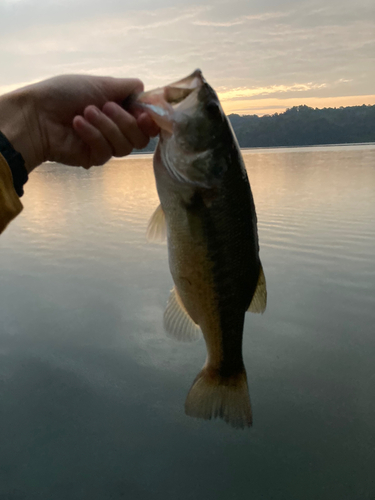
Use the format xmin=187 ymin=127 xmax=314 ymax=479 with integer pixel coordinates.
xmin=135 ymin=69 xmax=205 ymax=133
xmin=140 ymin=69 xmax=203 ymax=106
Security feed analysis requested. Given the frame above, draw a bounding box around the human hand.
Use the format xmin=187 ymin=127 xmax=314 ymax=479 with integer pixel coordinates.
xmin=0 ymin=75 xmax=159 ymax=173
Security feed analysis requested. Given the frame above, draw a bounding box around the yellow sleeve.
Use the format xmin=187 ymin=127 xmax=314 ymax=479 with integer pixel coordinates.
xmin=0 ymin=152 xmax=23 ymax=233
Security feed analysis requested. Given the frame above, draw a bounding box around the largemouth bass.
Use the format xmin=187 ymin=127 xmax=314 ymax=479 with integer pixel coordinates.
xmin=137 ymin=70 xmax=267 ymax=429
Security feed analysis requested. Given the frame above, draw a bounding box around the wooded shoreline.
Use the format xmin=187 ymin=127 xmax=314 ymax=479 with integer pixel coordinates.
xmin=138 ymin=104 xmax=375 ymax=152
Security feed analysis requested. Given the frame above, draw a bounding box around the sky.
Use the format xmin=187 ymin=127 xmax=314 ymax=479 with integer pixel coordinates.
xmin=0 ymin=0 xmax=374 ymax=115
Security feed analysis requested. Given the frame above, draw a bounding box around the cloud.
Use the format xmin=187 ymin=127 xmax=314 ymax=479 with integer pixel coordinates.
xmin=0 ymin=0 xmax=373 ymax=110
xmin=192 ymin=19 xmax=245 ymax=27
xmin=218 ymin=83 xmax=327 ymax=101
xmin=192 ymin=10 xmax=288 ymax=27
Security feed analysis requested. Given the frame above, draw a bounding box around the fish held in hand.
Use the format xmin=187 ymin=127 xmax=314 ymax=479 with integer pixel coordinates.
xmin=137 ymin=70 xmax=267 ymax=429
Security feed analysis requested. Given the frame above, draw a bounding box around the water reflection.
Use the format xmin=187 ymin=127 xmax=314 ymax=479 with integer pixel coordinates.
xmin=100 ymin=157 xmax=159 ymax=224
xmin=0 ymin=145 xmax=374 ymax=499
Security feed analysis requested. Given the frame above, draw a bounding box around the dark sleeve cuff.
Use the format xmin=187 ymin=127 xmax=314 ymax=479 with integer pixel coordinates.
xmin=0 ymin=130 xmax=28 ymax=197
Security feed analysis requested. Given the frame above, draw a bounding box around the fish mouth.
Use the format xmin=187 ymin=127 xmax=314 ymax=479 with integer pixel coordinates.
xmin=135 ymin=69 xmax=204 ymax=134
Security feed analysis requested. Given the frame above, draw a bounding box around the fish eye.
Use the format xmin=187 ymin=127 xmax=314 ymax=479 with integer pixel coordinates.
xmin=205 ymin=100 xmax=222 ymax=119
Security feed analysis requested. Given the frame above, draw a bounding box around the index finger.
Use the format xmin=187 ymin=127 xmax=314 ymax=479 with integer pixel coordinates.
xmin=136 ymin=112 xmax=160 ymax=138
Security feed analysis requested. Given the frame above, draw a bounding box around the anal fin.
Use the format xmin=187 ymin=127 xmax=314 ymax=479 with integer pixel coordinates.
xmin=164 ymin=287 xmax=201 ymax=342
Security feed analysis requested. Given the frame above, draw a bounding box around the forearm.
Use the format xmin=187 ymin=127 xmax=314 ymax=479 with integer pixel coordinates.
xmin=0 ymin=74 xmax=158 ymax=175
xmin=0 ymin=86 xmax=44 ymax=174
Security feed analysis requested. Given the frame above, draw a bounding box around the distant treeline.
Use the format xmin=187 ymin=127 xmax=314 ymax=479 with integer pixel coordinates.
xmin=138 ymin=104 xmax=375 ymax=152
xmin=229 ymin=104 xmax=375 ymax=147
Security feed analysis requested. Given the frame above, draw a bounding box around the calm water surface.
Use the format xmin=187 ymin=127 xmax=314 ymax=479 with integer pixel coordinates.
xmin=0 ymin=145 xmax=374 ymax=499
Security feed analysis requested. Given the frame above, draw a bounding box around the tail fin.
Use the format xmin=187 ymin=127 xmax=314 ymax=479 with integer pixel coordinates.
xmin=184 ymin=366 xmax=252 ymax=429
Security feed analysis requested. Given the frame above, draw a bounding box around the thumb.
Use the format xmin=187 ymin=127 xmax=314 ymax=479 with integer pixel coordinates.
xmin=99 ymin=77 xmax=144 ymax=103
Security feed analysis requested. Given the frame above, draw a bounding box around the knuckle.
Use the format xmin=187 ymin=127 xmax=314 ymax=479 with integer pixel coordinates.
xmin=84 ymin=122 xmax=101 ymax=142
xmin=135 ymin=136 xmax=149 ymax=150
xmin=115 ymin=142 xmax=132 ymax=157
xmin=116 ymin=109 xmax=136 ymax=130
xmin=84 ymin=106 xmax=100 ymax=123
xmin=91 ymin=144 xmax=112 ymax=166
xmin=125 ymin=114 xmax=137 ymax=129
xmin=102 ymin=101 xmax=118 ymax=117
xmin=82 ymin=161 xmax=91 ymax=170
xmin=93 ymin=153 xmax=110 ymax=166
xmin=124 ymin=143 xmax=133 ymax=156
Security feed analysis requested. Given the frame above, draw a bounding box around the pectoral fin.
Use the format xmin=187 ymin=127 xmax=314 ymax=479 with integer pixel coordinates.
xmin=164 ymin=287 xmax=201 ymax=342
xmin=147 ymin=204 xmax=167 ymax=242
xmin=247 ymin=263 xmax=267 ymax=314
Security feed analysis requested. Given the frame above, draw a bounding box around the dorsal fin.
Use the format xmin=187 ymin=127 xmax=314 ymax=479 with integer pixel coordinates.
xmin=247 ymin=262 xmax=267 ymax=314
xmin=147 ymin=204 xmax=167 ymax=242
xmin=164 ymin=287 xmax=201 ymax=342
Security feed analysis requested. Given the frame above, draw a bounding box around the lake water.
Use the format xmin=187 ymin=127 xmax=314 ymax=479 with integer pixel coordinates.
xmin=0 ymin=144 xmax=374 ymax=499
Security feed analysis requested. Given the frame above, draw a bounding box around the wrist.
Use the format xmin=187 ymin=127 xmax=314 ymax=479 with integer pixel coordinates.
xmin=0 ymin=86 xmax=44 ymax=173
xmin=0 ymin=130 xmax=28 ymax=197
